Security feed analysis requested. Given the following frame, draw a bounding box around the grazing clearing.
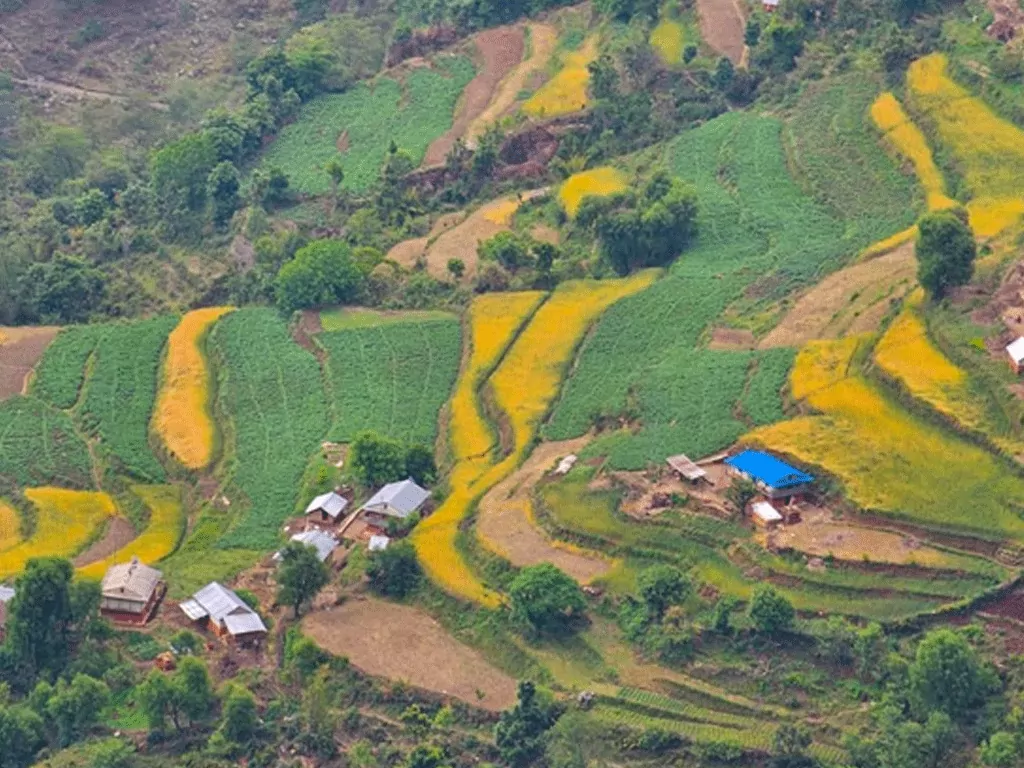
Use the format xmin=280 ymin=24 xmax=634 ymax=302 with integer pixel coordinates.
xmin=303 ymin=598 xmax=517 ymax=711
xmin=0 ymin=326 xmax=59 ymax=401
xmin=522 ymin=35 xmax=599 ymax=118
xmin=559 ymin=167 xmax=628 ymax=218
xmin=154 ymin=307 xmax=234 ymax=470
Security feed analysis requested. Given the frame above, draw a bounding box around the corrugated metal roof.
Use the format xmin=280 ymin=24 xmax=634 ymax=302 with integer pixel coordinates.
xmin=1008 ymin=338 xmax=1024 ymax=364
xmin=360 ymin=478 xmax=429 ymax=519
xmin=179 ymin=598 xmax=208 ymax=621
xmin=224 ymin=612 xmax=267 ymax=636
xmin=0 ymin=586 xmax=15 ymax=603
xmin=305 ymin=492 xmax=349 ymax=519
xmin=368 ymin=535 xmax=390 ymax=552
xmin=102 ymin=558 xmax=163 ymax=602
xmin=666 ymin=454 xmax=707 ymax=481
xmin=192 ymin=582 xmax=248 ymax=623
xmin=284 ymin=530 xmax=338 ymax=562
xmin=752 ymin=501 xmax=783 ymax=523
xmin=725 ymin=450 xmax=813 ymax=489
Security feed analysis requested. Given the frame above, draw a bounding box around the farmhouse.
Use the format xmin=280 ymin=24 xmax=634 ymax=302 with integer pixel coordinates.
xmin=1007 ymin=338 xmax=1024 ymax=374
xmin=305 ymin=491 xmax=349 ymax=523
xmin=275 ymin=529 xmax=340 ymax=564
xmin=100 ymin=558 xmax=165 ymax=624
xmin=360 ymin=478 xmax=430 ymax=528
xmin=0 ymin=586 xmax=14 ymax=640
xmin=180 ymin=582 xmax=267 ymax=646
xmin=666 ymin=454 xmax=708 ymax=484
xmin=725 ymin=450 xmax=814 ymax=503
xmin=750 ymin=500 xmax=784 ymax=529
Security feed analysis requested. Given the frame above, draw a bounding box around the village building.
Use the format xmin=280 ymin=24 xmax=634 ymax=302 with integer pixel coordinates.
xmin=763 ymin=0 xmax=779 ymax=11
xmin=1007 ymin=337 xmax=1024 ymax=375
xmin=665 ymin=454 xmax=709 ymax=485
xmin=275 ymin=529 xmax=340 ymax=564
xmin=368 ymin=534 xmax=390 ymax=552
xmin=0 ymin=586 xmax=14 ymax=640
xmin=100 ymin=558 xmax=165 ymax=624
xmin=305 ymin=491 xmax=349 ymax=523
xmin=724 ymin=450 xmax=814 ymax=503
xmin=750 ymin=500 xmax=784 ymax=529
xmin=359 ymin=478 xmax=430 ymax=529
xmin=180 ymin=582 xmax=267 ymax=646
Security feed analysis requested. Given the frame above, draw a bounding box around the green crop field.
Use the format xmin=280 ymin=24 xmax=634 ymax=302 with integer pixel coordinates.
xmin=212 ymin=308 xmax=329 ymax=549
xmin=78 ymin=317 xmax=176 ymax=482
xmin=260 ymin=55 xmax=476 ymax=194
xmin=741 ymin=347 xmax=795 ymax=426
xmin=32 ymin=325 xmax=108 ymax=410
xmin=318 ymin=316 xmax=461 ymax=446
xmin=546 ymin=107 xmax=915 ymax=469
xmin=0 ymin=396 xmax=93 ymax=490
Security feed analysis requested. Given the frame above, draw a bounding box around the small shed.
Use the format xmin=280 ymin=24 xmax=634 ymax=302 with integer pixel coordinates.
xmin=666 ymin=454 xmax=708 ymax=484
xmin=100 ymin=558 xmax=165 ymax=624
xmin=360 ymin=478 xmax=430 ymax=527
xmin=0 ymin=586 xmax=14 ymax=640
xmin=180 ymin=582 xmax=267 ymax=646
xmin=763 ymin=0 xmax=779 ymax=11
xmin=725 ymin=450 xmax=813 ymax=502
xmin=1007 ymin=337 xmax=1024 ymax=375
xmin=554 ymin=455 xmax=578 ymax=476
xmin=305 ymin=491 xmax=349 ymax=523
xmin=750 ymin=501 xmax=783 ymax=529
xmin=275 ymin=529 xmax=339 ymax=564
xmin=368 ymin=534 xmax=390 ymax=552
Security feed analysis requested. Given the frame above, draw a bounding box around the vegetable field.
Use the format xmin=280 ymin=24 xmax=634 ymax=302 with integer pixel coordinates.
xmin=559 ymin=167 xmax=627 ymax=217
xmin=319 ymin=316 xmax=461 ymax=445
xmin=212 ymin=308 xmax=329 ymax=549
xmin=32 ymin=325 xmax=107 ymax=409
xmin=741 ymin=348 xmax=795 ymax=426
xmin=260 ymin=56 xmax=476 ymax=194
xmin=0 ymin=396 xmax=93 ymax=490
xmin=154 ymin=307 xmax=234 ymax=470
xmin=79 ymin=317 xmax=176 ymax=482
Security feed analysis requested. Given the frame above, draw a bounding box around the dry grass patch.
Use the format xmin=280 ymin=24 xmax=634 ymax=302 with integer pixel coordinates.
xmin=559 ymin=167 xmax=628 ymax=218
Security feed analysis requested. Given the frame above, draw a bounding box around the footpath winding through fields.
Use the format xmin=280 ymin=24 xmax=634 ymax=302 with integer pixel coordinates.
xmin=697 ymin=0 xmax=746 ymax=65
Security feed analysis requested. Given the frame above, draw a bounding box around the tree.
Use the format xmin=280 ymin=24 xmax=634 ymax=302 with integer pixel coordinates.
xmin=137 ymin=668 xmax=176 ymax=732
xmin=149 ymin=131 xmax=218 ymax=213
xmin=479 ymin=231 xmax=532 ymax=272
xmin=325 ymin=158 xmax=345 ymax=213
xmin=981 ymin=731 xmax=1020 ymax=768
xmin=774 ymin=724 xmax=812 ymax=757
xmin=712 ymin=595 xmax=739 ymax=634
xmin=683 ymin=45 xmax=698 ymax=63
xmin=44 ymin=673 xmax=110 ymax=747
xmin=221 ymin=684 xmax=259 ymax=744
xmin=404 ymin=444 xmax=437 ymax=486
xmin=207 ymin=161 xmax=242 ymax=227
xmin=277 ymin=541 xmax=330 ymax=618
xmin=854 ymin=622 xmax=888 ymax=682
xmin=174 ymin=656 xmax=216 ymax=727
xmin=4 ymin=558 xmax=76 ymax=680
xmin=495 ymin=681 xmax=561 ymax=768
xmin=638 ymin=565 xmax=691 ymax=621
xmin=725 ymin=477 xmax=757 ymax=515
xmin=367 ymin=541 xmax=421 ymax=598
xmin=588 ymin=54 xmax=619 ymax=100
xmin=714 ymin=56 xmax=735 ymax=90
xmin=815 ymin=616 xmax=857 ymax=666
xmin=0 ymin=704 xmax=44 ymax=768
xmin=916 ymin=209 xmax=976 ymax=299
xmin=748 ymin=586 xmax=795 ymax=636
xmin=406 ymin=745 xmax=446 ymax=768
xmin=446 ymin=258 xmax=465 ymax=281
xmin=909 ymin=629 xmax=985 ymax=720
xmin=22 ymin=254 xmax=105 ymax=324
xmin=509 ymin=564 xmax=586 ymax=635
xmin=350 ymin=430 xmax=406 ymax=486
xmin=745 ymin=19 xmax=762 ymax=46
xmin=275 ymin=239 xmax=364 ymax=313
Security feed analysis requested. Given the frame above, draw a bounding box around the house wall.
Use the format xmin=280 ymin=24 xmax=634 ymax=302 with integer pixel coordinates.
xmin=101 ymin=596 xmax=146 ymax=614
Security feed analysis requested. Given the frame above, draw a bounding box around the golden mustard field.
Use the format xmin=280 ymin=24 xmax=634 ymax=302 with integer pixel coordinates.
xmin=749 ymin=337 xmax=1024 ymax=540
xmin=154 ymin=307 xmax=234 ymax=470
xmin=523 ymin=36 xmax=599 ymax=118
xmin=0 ymin=501 xmax=20 ymax=551
xmin=559 ymin=167 xmax=628 ymax=218
xmin=0 ymin=488 xmax=117 ymax=577
xmin=78 ymin=485 xmax=184 ymax=579
xmin=650 ymin=19 xmax=684 ymax=65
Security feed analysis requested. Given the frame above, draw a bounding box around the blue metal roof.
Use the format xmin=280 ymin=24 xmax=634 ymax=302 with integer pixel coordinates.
xmin=724 ymin=450 xmax=813 ymax=489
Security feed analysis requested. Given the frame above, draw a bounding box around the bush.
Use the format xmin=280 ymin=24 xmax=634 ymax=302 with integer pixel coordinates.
xmin=367 ymin=541 xmax=422 ymax=598
xmin=748 ymin=586 xmax=795 ymax=636
xmin=509 ymin=563 xmax=586 ymax=635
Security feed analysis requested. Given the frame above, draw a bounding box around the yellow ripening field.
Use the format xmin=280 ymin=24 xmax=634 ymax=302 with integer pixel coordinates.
xmin=78 ymin=485 xmax=184 ymax=579
xmin=154 ymin=307 xmax=234 ymax=470
xmin=650 ymin=19 xmax=684 ymax=65
xmin=559 ymin=167 xmax=628 ymax=218
xmin=750 ymin=337 xmax=1024 ymax=540
xmin=870 ymin=92 xmax=956 ymax=212
xmin=523 ymin=35 xmax=599 ymax=118
xmin=907 ymin=54 xmax=1024 ymax=236
xmin=0 ymin=501 xmax=20 ymax=551
xmin=0 ymin=488 xmax=117 ymax=577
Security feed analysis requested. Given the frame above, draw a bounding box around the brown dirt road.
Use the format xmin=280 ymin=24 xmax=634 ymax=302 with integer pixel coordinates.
xmin=0 ymin=326 xmax=59 ymax=401
xmin=697 ymin=0 xmax=747 ymax=65
xmin=303 ymin=597 xmax=517 ymax=711
xmin=477 ymin=438 xmax=611 ymax=583
xmin=74 ymin=517 xmax=137 ymax=567
xmin=423 ymin=26 xmax=525 ymax=167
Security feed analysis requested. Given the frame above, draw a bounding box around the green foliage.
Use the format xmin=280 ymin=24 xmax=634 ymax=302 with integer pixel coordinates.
xmin=319 ymin=317 xmax=461 ymax=445
xmin=509 ymin=563 xmax=587 ymax=635
xmin=276 ymin=541 xmax=330 ymax=618
xmin=980 ymin=731 xmax=1020 ymax=767
xmin=350 ymin=431 xmax=406 ymax=486
xmin=32 ymin=326 xmax=107 ymax=410
xmin=207 ymin=162 xmax=241 ymax=226
xmin=747 ymin=586 xmax=795 ymax=636
xmin=0 ymin=397 xmax=92 ymax=490
xmin=260 ymin=55 xmax=475 ymax=194
xmin=220 ymin=684 xmax=259 ymax=744
xmin=22 ymin=255 xmax=105 ymax=324
xmin=637 ymin=565 xmax=691 ymax=620
xmin=137 ymin=657 xmax=215 ymax=732
xmin=742 ymin=348 xmax=795 ymax=426
xmin=78 ymin=317 xmax=177 ymax=481
xmin=41 ymin=673 xmax=110 ymax=747
xmin=909 ymin=629 xmax=986 ymax=719
xmin=0 ymin=703 xmax=44 ymax=768
xmin=916 ymin=210 xmax=977 ymax=299
xmin=275 ymin=239 xmax=365 ymax=313
xmin=366 ymin=540 xmax=421 ymax=598
xmin=149 ymin=132 xmax=218 ymax=213
xmin=495 ymin=681 xmax=561 ymax=768
xmin=213 ymin=308 xmax=329 ymax=549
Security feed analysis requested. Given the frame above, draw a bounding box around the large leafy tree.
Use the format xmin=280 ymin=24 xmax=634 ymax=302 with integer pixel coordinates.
xmin=638 ymin=565 xmax=691 ymax=621
xmin=277 ymin=541 xmax=330 ymax=618
xmin=275 ymin=239 xmax=364 ymax=313
xmin=916 ymin=209 xmax=976 ymax=299
xmin=149 ymin=132 xmax=218 ymax=213
xmin=909 ymin=629 xmax=986 ymax=720
xmin=350 ymin=430 xmax=407 ymax=486
xmin=748 ymin=586 xmax=795 ymax=637
xmin=509 ymin=564 xmax=586 ymax=635
xmin=367 ymin=541 xmax=422 ymax=598
xmin=495 ymin=681 xmax=561 ymax=768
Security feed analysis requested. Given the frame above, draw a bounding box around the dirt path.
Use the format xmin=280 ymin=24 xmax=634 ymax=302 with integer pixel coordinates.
xmin=11 ymin=76 xmax=169 ymax=110
xmin=74 ymin=517 xmax=136 ymax=567
xmin=760 ymin=245 xmax=917 ymax=348
xmin=423 ymin=26 xmax=525 ymax=167
xmin=0 ymin=326 xmax=59 ymax=401
xmin=477 ymin=438 xmax=611 ymax=582
xmin=697 ymin=0 xmax=746 ymax=65
xmin=302 ymin=597 xmax=517 ymax=711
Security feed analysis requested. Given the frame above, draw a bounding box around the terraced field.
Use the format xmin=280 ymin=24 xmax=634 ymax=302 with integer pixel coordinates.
xmin=0 ymin=396 xmax=93 ymax=490
xmin=523 ymin=35 xmax=598 ymax=118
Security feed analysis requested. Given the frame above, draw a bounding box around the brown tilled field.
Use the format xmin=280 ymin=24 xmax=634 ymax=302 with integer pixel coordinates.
xmin=74 ymin=517 xmax=137 ymax=567
xmin=697 ymin=0 xmax=747 ymax=65
xmin=0 ymin=326 xmax=60 ymax=401
xmin=302 ymin=597 xmax=518 ymax=711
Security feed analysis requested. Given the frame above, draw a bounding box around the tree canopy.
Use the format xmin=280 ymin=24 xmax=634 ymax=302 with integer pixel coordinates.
xmin=509 ymin=564 xmax=587 ymax=635
xmin=916 ymin=209 xmax=976 ymax=299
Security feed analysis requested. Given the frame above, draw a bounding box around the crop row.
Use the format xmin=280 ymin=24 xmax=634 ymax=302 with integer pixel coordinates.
xmin=32 ymin=324 xmax=108 ymax=409
xmin=741 ymin=348 xmax=796 ymax=426
xmin=0 ymin=396 xmax=93 ymax=490
xmin=212 ymin=308 xmax=329 ymax=550
xmin=615 ymin=687 xmax=760 ymax=730
xmin=590 ymin=702 xmax=776 ymax=752
xmin=318 ymin=316 xmax=462 ymax=446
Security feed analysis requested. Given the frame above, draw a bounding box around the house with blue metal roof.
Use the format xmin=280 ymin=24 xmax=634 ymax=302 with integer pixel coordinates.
xmin=724 ymin=450 xmax=814 ymax=501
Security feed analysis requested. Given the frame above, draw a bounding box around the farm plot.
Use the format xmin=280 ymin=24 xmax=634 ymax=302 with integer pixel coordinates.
xmin=651 ymin=18 xmax=685 ymax=65
xmin=740 ymin=347 xmax=796 ymax=426
xmin=78 ymin=485 xmax=185 ymax=578
xmin=523 ymin=35 xmax=598 ymax=118
xmin=0 ymin=488 xmax=116 ymax=578
xmin=749 ymin=336 xmax=1024 ymax=541
xmin=0 ymin=326 xmax=59 ymax=401
xmin=212 ymin=308 xmax=329 ymax=550
xmin=559 ymin=167 xmax=627 ymax=218
xmin=32 ymin=324 xmax=108 ymax=409
xmin=79 ymin=317 xmax=176 ymax=482
xmin=0 ymin=501 xmax=20 ymax=551
xmin=0 ymin=396 xmax=93 ymax=490
xmin=154 ymin=307 xmax=234 ymax=470
xmin=318 ymin=316 xmax=461 ymax=446
xmin=260 ymin=56 xmax=476 ymax=195
xmin=695 ymin=0 xmax=745 ymax=64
